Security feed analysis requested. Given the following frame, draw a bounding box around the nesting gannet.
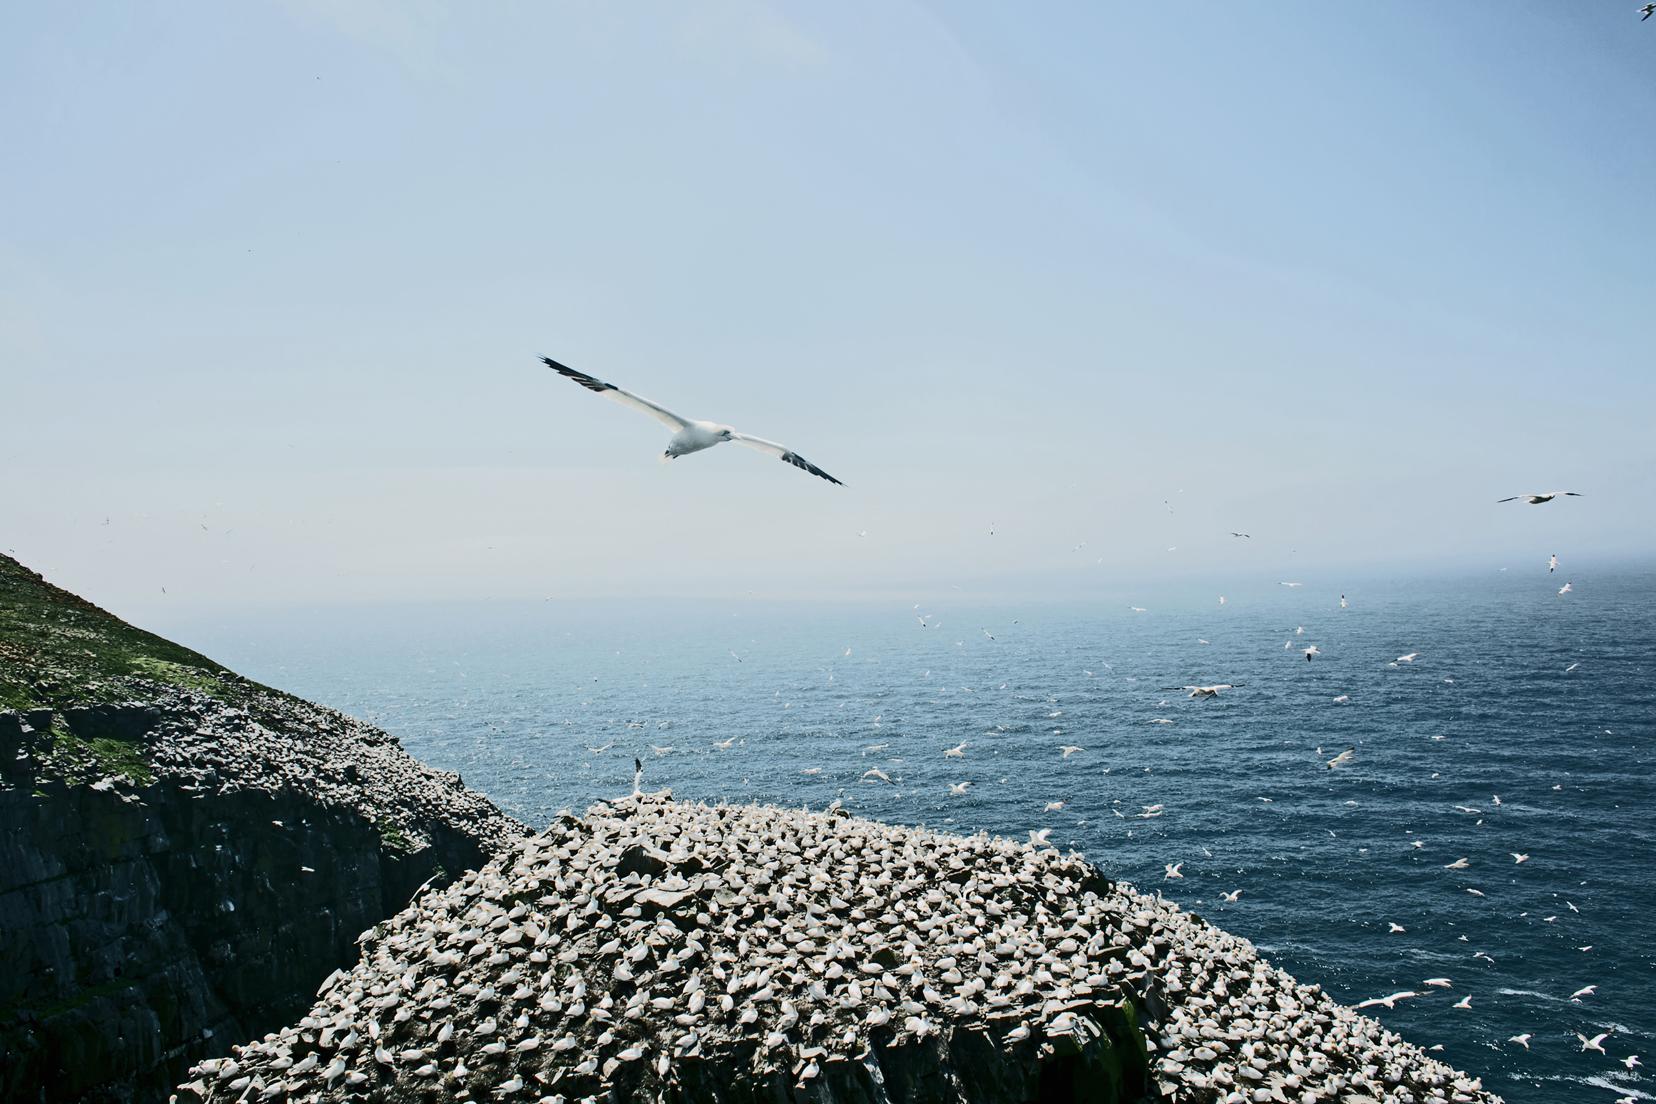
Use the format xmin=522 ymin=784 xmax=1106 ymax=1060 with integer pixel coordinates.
xmin=542 ymin=357 xmax=843 ymax=485
xmin=1497 ymin=491 xmax=1581 ymax=504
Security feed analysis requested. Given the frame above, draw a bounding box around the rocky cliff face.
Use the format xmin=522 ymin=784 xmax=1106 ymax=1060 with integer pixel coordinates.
xmin=0 ymin=556 xmax=526 ymax=1103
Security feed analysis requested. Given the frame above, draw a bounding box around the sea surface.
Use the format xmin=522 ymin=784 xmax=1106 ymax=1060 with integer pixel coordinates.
xmin=166 ymin=571 xmax=1655 ymax=1103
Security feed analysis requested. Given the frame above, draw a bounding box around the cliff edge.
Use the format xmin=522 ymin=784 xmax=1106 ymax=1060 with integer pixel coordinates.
xmin=0 ymin=555 xmax=527 ymax=1102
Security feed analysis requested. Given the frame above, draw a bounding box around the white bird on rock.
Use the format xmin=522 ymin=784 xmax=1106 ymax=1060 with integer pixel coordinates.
xmin=542 ymin=356 xmax=843 ymax=485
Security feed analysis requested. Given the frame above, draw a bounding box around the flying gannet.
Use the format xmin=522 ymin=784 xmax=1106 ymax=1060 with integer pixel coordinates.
xmin=542 ymin=357 xmax=843 ymax=484
xmin=1497 ymin=491 xmax=1581 ymax=505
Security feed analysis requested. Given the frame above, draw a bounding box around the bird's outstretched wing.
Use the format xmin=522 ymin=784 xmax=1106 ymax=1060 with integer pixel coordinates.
xmin=729 ymin=432 xmax=844 ymax=485
xmin=1496 ymin=496 xmax=1521 ymax=503
xmin=541 ymin=357 xmax=689 ymax=431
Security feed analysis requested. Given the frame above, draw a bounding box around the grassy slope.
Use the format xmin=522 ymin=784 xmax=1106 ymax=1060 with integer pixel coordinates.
xmin=0 ymin=554 xmax=267 ymax=714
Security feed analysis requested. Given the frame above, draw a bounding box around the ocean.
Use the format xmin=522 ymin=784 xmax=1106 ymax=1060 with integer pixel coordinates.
xmin=162 ymin=569 xmax=1655 ymax=1103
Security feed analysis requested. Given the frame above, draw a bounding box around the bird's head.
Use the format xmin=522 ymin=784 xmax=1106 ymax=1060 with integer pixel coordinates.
xmin=717 ymin=427 xmax=734 ymax=440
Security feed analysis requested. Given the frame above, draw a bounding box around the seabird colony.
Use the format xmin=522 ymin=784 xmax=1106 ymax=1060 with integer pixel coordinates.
xmin=181 ymin=794 xmax=1498 ymax=1104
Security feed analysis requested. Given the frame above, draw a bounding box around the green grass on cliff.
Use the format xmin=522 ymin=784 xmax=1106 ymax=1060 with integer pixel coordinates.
xmin=0 ymin=554 xmax=255 ymax=714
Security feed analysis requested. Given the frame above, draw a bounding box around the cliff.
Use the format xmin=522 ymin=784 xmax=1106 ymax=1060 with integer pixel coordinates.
xmin=0 ymin=555 xmax=527 ymax=1102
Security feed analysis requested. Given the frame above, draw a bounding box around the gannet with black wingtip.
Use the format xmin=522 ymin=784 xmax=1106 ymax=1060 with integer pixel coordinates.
xmin=1164 ymin=683 xmax=1241 ymax=699
xmin=1497 ymin=491 xmax=1581 ymax=504
xmin=541 ymin=356 xmax=843 ymax=485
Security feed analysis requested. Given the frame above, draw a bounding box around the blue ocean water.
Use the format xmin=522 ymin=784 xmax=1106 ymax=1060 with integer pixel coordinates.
xmin=167 ymin=570 xmax=1654 ymax=1103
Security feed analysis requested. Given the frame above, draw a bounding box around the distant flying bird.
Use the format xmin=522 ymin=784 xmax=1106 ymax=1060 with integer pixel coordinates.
xmin=1452 ymin=995 xmax=1472 ymax=1009
xmin=948 ymin=781 xmax=971 ymax=795
xmin=1395 ymin=652 xmax=1421 ymax=664
xmin=1497 ymin=491 xmax=1581 ymax=504
xmin=1280 ymin=581 xmax=1304 ymax=588
xmin=1509 ymin=1034 xmax=1532 ymax=1049
xmin=542 ymin=356 xmax=843 ymax=485
xmin=1511 ymin=852 xmax=1529 ymax=864
xmin=1643 ymin=3 xmax=1655 ymax=20
xmin=1340 ymin=594 xmax=1348 ymax=608
xmin=1303 ymin=645 xmax=1320 ymax=662
xmin=1332 ymin=694 xmax=1350 ymax=704
xmin=1578 ymin=1031 xmax=1610 ymax=1053
xmin=943 ymin=741 xmax=967 ymax=758
xmin=1230 ymin=532 xmax=1251 ymax=539
xmin=1326 ymin=748 xmax=1355 ymax=769
xmin=1548 ymin=554 xmax=1559 ymax=574
xmin=1444 ymin=857 xmax=1470 ymax=870
xmin=1164 ymin=683 xmax=1241 ymax=699
xmin=1570 ymin=984 xmax=1597 ymax=1000
xmin=1220 ymin=889 xmax=1242 ymax=903
xmin=1164 ymin=863 xmax=1184 ymax=879
xmin=861 ymin=767 xmax=893 ymax=784
xmin=1058 ymin=745 xmax=1084 ymax=759
xmin=1558 ymin=581 xmax=1573 ymax=596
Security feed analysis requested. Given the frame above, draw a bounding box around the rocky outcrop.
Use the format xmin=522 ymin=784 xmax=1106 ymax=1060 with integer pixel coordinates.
xmin=183 ymin=793 xmax=1155 ymax=1104
xmin=0 ymin=555 xmax=527 ymax=1103
xmin=184 ymin=794 xmax=1499 ymax=1104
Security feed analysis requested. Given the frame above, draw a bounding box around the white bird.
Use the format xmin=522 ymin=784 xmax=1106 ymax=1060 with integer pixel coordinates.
xmin=1164 ymin=863 xmax=1183 ymax=879
xmin=1548 ymin=553 xmax=1559 ymax=573
xmin=1452 ymin=995 xmax=1472 ymax=1009
xmin=1280 ymin=581 xmax=1304 ymax=588
xmin=1340 ymin=594 xmax=1348 ymax=608
xmin=1029 ymin=828 xmax=1053 ymax=847
xmin=1444 ymin=857 xmax=1470 ymax=870
xmin=1578 ymin=1031 xmax=1610 ymax=1053
xmin=1570 ymin=984 xmax=1597 ymax=1000
xmin=1326 ymin=748 xmax=1355 ymax=769
xmin=861 ymin=767 xmax=893 ymax=784
xmin=542 ymin=357 xmax=843 ymax=484
xmin=1058 ymin=745 xmax=1084 ymax=759
xmin=1395 ymin=652 xmax=1420 ymax=664
xmin=943 ymin=741 xmax=967 ymax=758
xmin=1624 ymin=1055 xmax=1642 ymax=1070
xmin=1498 ymin=491 xmax=1581 ymax=504
xmin=1510 ymin=852 xmax=1529 ymax=864
xmin=1165 ymin=683 xmax=1240 ymax=699
xmin=1220 ymin=889 xmax=1242 ymax=903
xmin=1043 ymin=800 xmax=1065 ymax=812
xmin=1558 ymin=581 xmax=1573 ymax=596
xmin=1356 ymin=991 xmax=1419 ymax=1010
xmin=1302 ymin=645 xmax=1320 ymax=661
xmin=1332 ymin=694 xmax=1350 ymax=704
xmin=948 ymin=781 xmax=971 ymax=796
xmin=1509 ymin=1033 xmax=1532 ymax=1048
xmin=1388 ymin=922 xmax=1406 ymax=933
xmin=1423 ymin=978 xmax=1453 ymax=988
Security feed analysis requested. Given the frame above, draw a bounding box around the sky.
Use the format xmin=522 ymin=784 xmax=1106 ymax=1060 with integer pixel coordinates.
xmin=3 ymin=2 xmax=1653 ymax=618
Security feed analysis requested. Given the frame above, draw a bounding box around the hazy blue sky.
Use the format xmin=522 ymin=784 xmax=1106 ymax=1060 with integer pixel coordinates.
xmin=4 ymin=2 xmax=1652 ymax=616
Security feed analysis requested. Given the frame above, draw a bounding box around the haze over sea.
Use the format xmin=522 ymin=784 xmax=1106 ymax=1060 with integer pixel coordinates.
xmin=159 ymin=567 xmax=1653 ymax=1104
